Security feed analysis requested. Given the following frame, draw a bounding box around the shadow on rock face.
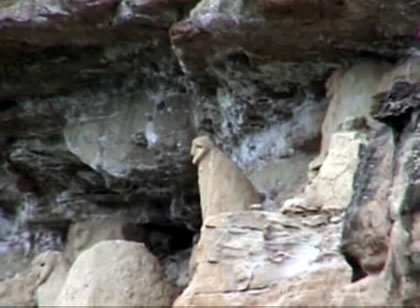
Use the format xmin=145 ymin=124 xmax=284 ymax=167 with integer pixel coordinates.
xmin=342 ymin=251 xmax=367 ymax=282
xmin=123 ymin=223 xmax=195 ymax=259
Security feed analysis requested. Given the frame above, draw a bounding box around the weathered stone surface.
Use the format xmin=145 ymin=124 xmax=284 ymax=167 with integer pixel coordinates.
xmin=338 ymin=66 xmax=420 ymax=306
xmin=0 ymin=0 xmax=182 ymax=48
xmin=0 ymin=0 xmax=201 ymax=276
xmin=34 ymin=251 xmax=70 ymax=307
xmin=382 ymin=119 xmax=420 ymax=305
xmin=177 ymin=264 xmax=350 ymax=307
xmin=193 ymin=80 xmax=326 ymax=214
xmin=171 ymin=0 xmax=419 ymax=82
xmin=0 ymin=270 xmax=37 ymax=307
xmin=0 ymin=0 xmax=196 ymax=99
xmin=64 ymin=217 xmax=128 ymax=263
xmin=268 ymin=265 xmax=351 ymax=307
xmin=64 ymin=86 xmax=196 ymax=193
xmin=0 ymin=0 xmax=335 ymax=279
xmin=331 ymin=273 xmax=389 ymax=306
xmin=333 ymin=124 xmax=420 ymax=305
xmin=327 ymin=60 xmax=420 ymax=286
xmin=311 ymin=62 xmax=388 ymax=169
xmin=305 ymin=130 xmax=368 ymax=212
xmin=1 ymin=0 xmax=420 ymax=306
xmin=56 ymin=240 xmax=176 ymax=306
xmin=191 ymin=136 xmax=260 ymax=220
xmin=0 ymin=250 xmax=68 ymax=307
xmin=250 ymin=152 xmax=315 ymax=210
xmin=0 ymin=47 xmax=201 ymax=278
xmin=64 ymin=218 xmax=195 ymax=286
xmin=162 ymin=248 xmax=191 ymax=290
xmin=174 ymin=211 xmax=348 ymax=306
xmin=341 ymin=126 xmax=394 ymax=280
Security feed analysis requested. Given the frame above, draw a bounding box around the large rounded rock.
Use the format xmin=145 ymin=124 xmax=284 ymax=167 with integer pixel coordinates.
xmin=55 ymin=240 xmax=176 ymax=306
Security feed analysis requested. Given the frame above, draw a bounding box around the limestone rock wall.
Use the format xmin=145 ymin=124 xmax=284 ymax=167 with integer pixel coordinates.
xmin=174 ymin=59 xmax=420 ymax=307
xmin=175 ymin=211 xmax=349 ymax=306
xmin=0 ymin=0 xmax=420 ymax=306
xmin=335 ymin=63 xmax=420 ymax=306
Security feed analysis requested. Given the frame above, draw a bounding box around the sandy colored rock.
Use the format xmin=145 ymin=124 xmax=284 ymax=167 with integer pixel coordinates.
xmin=336 ymin=217 xmax=420 ymax=307
xmin=281 ymin=197 xmax=317 ymax=214
xmin=0 ymin=271 xmax=38 ymax=307
xmin=270 ymin=265 xmax=351 ymax=306
xmin=176 ymin=264 xmax=350 ymax=307
xmin=311 ymin=62 xmax=388 ymax=169
xmin=305 ymin=130 xmax=368 ymax=212
xmin=0 ymin=250 xmax=69 ymax=307
xmin=33 ymin=251 xmax=70 ymax=307
xmin=174 ymin=211 xmax=348 ymax=306
xmin=191 ymin=136 xmax=260 ymax=220
xmin=331 ymin=274 xmax=389 ymax=306
xmin=55 ymin=240 xmax=176 ymax=306
xmin=332 ymin=221 xmax=411 ymax=307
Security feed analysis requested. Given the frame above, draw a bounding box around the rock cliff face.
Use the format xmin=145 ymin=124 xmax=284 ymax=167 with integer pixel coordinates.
xmin=1 ymin=0 xmax=420 ymax=306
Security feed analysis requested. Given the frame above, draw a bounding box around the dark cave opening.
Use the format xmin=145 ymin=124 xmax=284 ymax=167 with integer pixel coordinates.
xmin=122 ymin=222 xmax=196 ymax=259
xmin=0 ymin=100 xmax=16 ymax=112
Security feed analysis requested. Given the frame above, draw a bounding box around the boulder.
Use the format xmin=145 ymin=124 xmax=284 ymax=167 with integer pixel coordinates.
xmin=55 ymin=240 xmax=176 ymax=306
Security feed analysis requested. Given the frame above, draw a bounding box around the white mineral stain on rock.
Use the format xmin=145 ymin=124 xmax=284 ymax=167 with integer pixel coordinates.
xmin=145 ymin=121 xmax=159 ymax=147
xmin=282 ymin=244 xmax=320 ymax=279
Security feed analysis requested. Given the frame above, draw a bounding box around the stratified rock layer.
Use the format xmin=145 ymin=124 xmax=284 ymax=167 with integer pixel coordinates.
xmin=1 ymin=0 xmax=420 ymax=306
xmin=174 ymin=211 xmax=349 ymax=306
